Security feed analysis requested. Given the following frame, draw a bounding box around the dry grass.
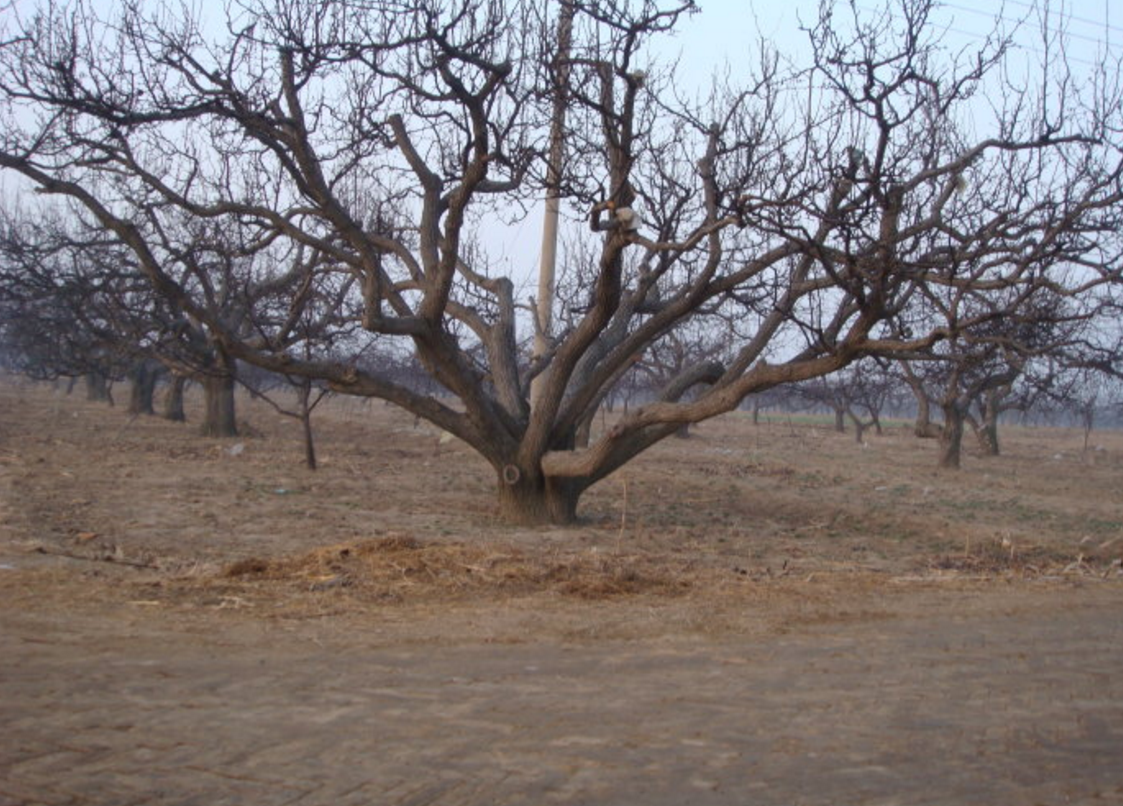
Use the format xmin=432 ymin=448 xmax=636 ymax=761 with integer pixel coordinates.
xmin=222 ymin=534 xmax=699 ymax=600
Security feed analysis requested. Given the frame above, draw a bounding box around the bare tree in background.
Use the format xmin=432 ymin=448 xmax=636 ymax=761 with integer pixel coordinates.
xmin=795 ymin=359 xmax=898 ymax=442
xmin=893 ymin=286 xmax=1119 ymax=467
xmin=0 ymin=215 xmax=133 ymax=402
xmin=2 ymin=0 xmax=1121 ymax=522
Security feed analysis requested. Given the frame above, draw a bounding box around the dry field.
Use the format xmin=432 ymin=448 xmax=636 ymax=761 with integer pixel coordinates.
xmin=1 ymin=374 xmax=1120 ymax=641
xmin=4 ymin=376 xmax=1123 ymax=805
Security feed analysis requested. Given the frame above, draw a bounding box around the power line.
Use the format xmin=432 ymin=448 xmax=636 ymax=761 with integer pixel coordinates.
xmin=939 ymin=0 xmax=1122 ymax=49
xmin=940 ymin=24 xmax=1118 ymax=70
xmin=992 ymin=0 xmax=1121 ymax=36
xmin=854 ymin=2 xmax=1121 ymax=70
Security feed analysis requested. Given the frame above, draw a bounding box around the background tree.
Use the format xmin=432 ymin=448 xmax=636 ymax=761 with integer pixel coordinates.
xmin=895 ymin=280 xmax=1119 ymax=468
xmin=0 ymin=214 xmax=133 ymax=402
xmin=793 ymin=359 xmax=899 ymax=442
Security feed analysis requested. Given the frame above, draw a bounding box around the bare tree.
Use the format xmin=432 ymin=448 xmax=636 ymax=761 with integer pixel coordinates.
xmin=894 ymin=287 xmax=1119 ymax=467
xmin=0 ymin=212 xmax=250 ymax=433
xmin=791 ymin=359 xmax=896 ymax=442
xmin=2 ymin=0 xmax=1121 ymax=522
xmin=0 ymin=215 xmax=132 ymax=401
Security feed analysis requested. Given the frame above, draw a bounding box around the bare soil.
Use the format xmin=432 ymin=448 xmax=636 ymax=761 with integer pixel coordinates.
xmin=2 ymin=377 xmax=1122 ymax=804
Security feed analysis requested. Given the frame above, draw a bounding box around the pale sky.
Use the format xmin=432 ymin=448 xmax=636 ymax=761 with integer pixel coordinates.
xmin=671 ymin=0 xmax=1120 ymax=82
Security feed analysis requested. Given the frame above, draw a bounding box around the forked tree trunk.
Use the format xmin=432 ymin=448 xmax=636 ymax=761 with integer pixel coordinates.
xmin=939 ymin=403 xmax=965 ymax=469
xmin=201 ymin=373 xmax=238 ymax=437
xmin=496 ymin=470 xmax=581 ymax=525
xmin=163 ymin=374 xmax=187 ymax=422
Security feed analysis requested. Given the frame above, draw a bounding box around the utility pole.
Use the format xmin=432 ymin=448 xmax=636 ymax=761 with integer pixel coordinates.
xmin=530 ymin=0 xmax=574 ymax=412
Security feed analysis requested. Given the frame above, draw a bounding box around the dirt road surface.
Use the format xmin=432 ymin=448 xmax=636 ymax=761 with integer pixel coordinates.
xmin=3 ymin=583 xmax=1122 ymax=805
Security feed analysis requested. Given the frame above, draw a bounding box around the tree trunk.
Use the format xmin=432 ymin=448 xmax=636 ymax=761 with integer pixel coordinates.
xmin=973 ymin=417 xmax=999 ymax=456
xmin=901 ymin=363 xmax=940 ymax=438
xmin=575 ymin=409 xmax=594 ymax=448
xmin=496 ymin=470 xmax=581 ymax=525
xmin=201 ymin=373 xmax=238 ymax=437
xmin=84 ymin=371 xmax=111 ymax=403
xmin=833 ymin=407 xmax=845 ymax=433
xmin=127 ymin=362 xmax=159 ymax=416
xmin=978 ymin=392 xmax=1000 ymax=456
xmin=938 ymin=403 xmax=965 ymax=469
xmin=298 ymin=380 xmax=317 ymax=470
xmin=847 ymin=410 xmax=866 ymax=444
xmin=163 ymin=374 xmax=187 ymax=421
xmin=913 ymin=393 xmax=942 ymax=438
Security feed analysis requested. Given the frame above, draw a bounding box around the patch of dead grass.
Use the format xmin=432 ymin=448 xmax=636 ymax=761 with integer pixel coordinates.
xmin=221 ymin=534 xmax=701 ymax=600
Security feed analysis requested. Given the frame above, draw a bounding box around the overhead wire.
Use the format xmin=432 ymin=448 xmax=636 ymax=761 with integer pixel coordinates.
xmin=852 ymin=1 xmax=1121 ymax=71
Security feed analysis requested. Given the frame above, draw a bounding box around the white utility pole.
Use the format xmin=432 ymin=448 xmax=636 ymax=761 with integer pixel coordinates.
xmin=530 ymin=0 xmax=574 ymax=412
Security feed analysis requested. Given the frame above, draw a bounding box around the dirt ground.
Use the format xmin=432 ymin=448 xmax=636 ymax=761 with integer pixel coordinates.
xmin=2 ymin=377 xmax=1122 ymax=804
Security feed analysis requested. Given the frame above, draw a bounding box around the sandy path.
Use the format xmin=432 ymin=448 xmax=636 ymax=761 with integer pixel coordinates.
xmin=3 ymin=584 xmax=1121 ymax=805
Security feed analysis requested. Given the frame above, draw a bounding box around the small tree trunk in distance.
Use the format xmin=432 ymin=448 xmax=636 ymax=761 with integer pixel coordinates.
xmin=900 ymin=362 xmax=941 ymax=438
xmin=979 ymin=392 xmax=1000 ymax=456
xmin=976 ymin=417 xmax=999 ymax=456
xmin=846 ymin=410 xmax=866 ymax=444
xmin=939 ymin=403 xmax=965 ymax=469
xmin=298 ymin=380 xmax=317 ymax=470
xmin=163 ymin=374 xmax=187 ymax=421
xmin=1082 ymin=408 xmax=1094 ymax=451
xmin=201 ymin=373 xmax=238 ymax=437
xmin=833 ymin=407 xmax=845 ymax=433
xmin=127 ymin=362 xmax=159 ymax=416
xmin=913 ymin=392 xmax=943 ymax=438
xmin=84 ymin=371 xmax=111 ymax=403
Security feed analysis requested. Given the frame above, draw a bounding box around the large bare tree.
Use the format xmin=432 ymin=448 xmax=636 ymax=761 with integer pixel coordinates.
xmin=1 ymin=0 xmax=1121 ymax=522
